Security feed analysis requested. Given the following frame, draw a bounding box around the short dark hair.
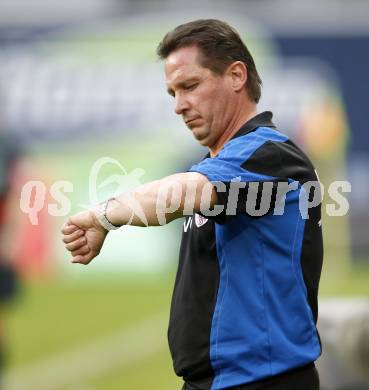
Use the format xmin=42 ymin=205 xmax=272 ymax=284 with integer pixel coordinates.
xmin=157 ymin=19 xmax=262 ymax=103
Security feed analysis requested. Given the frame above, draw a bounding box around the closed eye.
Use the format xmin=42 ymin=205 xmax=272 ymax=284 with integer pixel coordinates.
xmin=167 ymin=81 xmax=199 ymax=98
xmin=185 ymin=83 xmax=198 ymax=91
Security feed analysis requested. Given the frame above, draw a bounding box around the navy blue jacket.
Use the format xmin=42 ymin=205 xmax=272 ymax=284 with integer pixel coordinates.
xmin=168 ymin=112 xmax=323 ymax=390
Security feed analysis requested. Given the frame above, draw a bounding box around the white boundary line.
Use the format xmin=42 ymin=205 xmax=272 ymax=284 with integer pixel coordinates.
xmin=3 ymin=312 xmax=168 ymax=390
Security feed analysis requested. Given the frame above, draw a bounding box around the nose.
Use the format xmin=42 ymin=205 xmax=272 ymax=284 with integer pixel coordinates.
xmin=174 ymin=93 xmax=190 ymax=115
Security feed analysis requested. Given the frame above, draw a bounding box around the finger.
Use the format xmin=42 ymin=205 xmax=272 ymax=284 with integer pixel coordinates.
xmin=65 ymin=236 xmax=87 ymax=252
xmin=71 ymin=251 xmax=94 ymax=265
xmin=62 ymin=229 xmax=84 ymax=244
xmin=61 ymin=224 xmax=80 ymax=235
xmin=71 ymin=245 xmax=90 ymax=257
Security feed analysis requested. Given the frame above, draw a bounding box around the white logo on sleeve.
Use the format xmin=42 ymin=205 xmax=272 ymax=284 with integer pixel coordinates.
xmin=195 ymin=213 xmax=208 ymax=228
xmin=183 ymin=214 xmax=209 ymax=232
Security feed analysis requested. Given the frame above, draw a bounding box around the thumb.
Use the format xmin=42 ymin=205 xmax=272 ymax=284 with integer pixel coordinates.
xmin=69 ymin=209 xmax=102 ymax=232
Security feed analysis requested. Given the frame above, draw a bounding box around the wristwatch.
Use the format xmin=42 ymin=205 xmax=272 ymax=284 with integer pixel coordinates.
xmin=95 ymin=197 xmax=120 ymax=231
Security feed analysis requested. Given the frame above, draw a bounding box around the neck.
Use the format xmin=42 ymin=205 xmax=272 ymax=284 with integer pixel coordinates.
xmin=209 ymin=103 xmax=257 ymax=157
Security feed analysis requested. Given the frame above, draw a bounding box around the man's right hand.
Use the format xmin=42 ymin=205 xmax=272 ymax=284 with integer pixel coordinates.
xmin=61 ymin=210 xmax=108 ymax=265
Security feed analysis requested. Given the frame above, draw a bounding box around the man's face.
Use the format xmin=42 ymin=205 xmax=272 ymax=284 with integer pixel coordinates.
xmin=165 ymin=46 xmax=234 ymax=148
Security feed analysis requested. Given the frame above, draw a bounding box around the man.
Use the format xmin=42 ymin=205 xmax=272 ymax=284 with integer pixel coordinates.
xmin=62 ymin=19 xmax=322 ymax=390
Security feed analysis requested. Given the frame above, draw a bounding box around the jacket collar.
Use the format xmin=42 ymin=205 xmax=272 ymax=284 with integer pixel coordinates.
xmin=231 ymin=111 xmax=276 ymax=140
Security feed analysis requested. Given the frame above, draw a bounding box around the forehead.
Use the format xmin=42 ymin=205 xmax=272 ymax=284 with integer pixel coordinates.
xmin=164 ymin=46 xmax=207 ymax=84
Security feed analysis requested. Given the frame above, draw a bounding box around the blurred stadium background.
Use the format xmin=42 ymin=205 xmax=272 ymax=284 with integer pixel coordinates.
xmin=0 ymin=0 xmax=368 ymax=389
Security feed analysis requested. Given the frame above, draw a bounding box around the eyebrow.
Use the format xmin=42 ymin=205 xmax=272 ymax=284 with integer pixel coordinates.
xmin=167 ymin=77 xmax=199 ymax=96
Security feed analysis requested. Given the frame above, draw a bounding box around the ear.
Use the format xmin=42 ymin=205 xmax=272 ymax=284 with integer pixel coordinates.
xmin=226 ymin=61 xmax=247 ymax=93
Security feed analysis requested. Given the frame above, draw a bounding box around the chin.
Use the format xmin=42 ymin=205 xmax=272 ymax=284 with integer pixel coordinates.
xmin=195 ymin=135 xmax=212 ymax=147
xmin=193 ymin=131 xmax=206 ymax=144
xmin=192 ymin=127 xmax=210 ymax=144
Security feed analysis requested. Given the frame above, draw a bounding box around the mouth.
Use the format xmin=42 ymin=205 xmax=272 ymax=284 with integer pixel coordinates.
xmin=185 ymin=117 xmax=201 ymax=127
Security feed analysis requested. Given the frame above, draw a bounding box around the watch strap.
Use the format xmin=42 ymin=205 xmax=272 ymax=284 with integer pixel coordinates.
xmin=95 ymin=198 xmax=120 ymax=231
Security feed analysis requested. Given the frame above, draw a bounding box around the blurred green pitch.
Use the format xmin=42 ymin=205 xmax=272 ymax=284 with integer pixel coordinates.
xmin=6 ymin=275 xmax=182 ymax=390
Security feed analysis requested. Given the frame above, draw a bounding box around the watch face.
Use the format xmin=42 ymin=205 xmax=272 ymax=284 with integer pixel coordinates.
xmin=95 ymin=201 xmax=113 ymax=231
xmin=103 ymin=200 xmax=121 ymax=230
